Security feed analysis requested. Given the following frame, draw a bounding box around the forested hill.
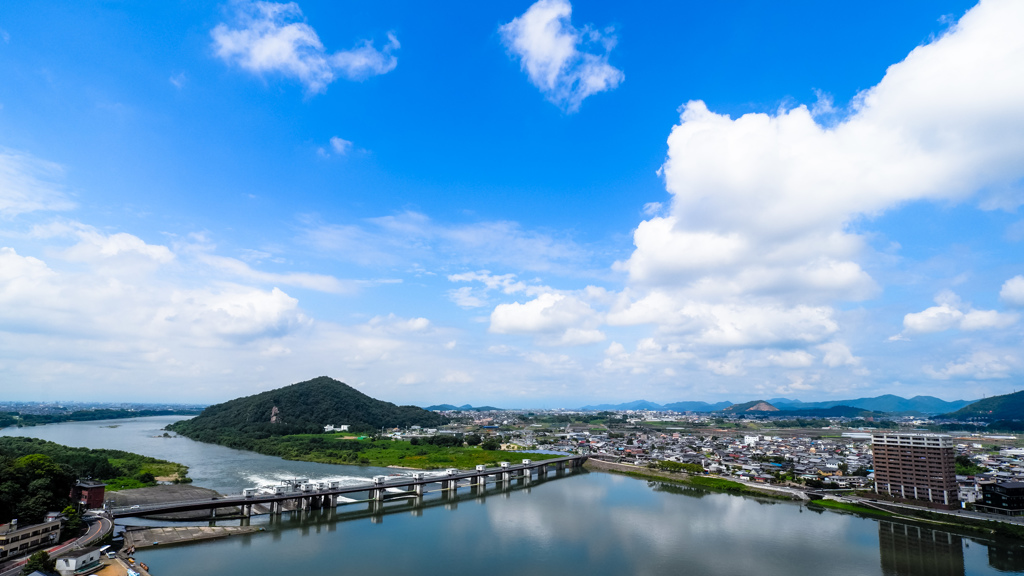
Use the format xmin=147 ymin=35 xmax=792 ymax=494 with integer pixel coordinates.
xmin=0 ymin=437 xmax=188 ymax=524
xmin=943 ymin=390 xmax=1024 ymax=421
xmin=167 ymin=376 xmax=447 ymax=445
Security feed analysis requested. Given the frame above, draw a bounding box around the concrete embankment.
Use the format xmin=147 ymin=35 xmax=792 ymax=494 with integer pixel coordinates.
xmin=124 ymin=525 xmax=264 ymax=549
xmin=108 ymin=485 xmax=241 ymax=520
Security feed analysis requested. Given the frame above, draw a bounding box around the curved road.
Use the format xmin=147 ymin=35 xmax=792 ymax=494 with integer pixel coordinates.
xmin=0 ymin=514 xmax=112 ymax=576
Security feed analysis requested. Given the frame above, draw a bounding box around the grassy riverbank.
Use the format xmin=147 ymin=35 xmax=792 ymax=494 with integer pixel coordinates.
xmin=807 ymin=499 xmax=893 ymax=517
xmin=583 ymin=459 xmax=796 ymax=501
xmin=222 ymin=433 xmax=562 ymax=470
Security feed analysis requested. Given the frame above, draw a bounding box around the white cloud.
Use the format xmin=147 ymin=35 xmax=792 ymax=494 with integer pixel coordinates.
xmin=65 ymin=229 xmax=175 ymax=265
xmin=329 ymin=136 xmax=353 ymax=155
xmin=212 ymin=1 xmax=398 ymax=95
xmin=557 ymin=327 xmax=605 ymax=346
xmin=600 ymin=338 xmax=693 ymax=374
xmin=817 ymin=342 xmax=862 ymax=368
xmin=366 ymin=314 xmax=431 ymax=334
xmin=898 ymin=290 xmax=1017 ymax=336
xmin=924 ymin=351 xmax=1018 ymax=380
xmin=706 ymin=351 xmax=745 ymax=376
xmin=0 ymin=149 xmax=75 ymax=216
xmin=447 ymin=286 xmax=487 ymax=308
xmin=500 ymin=0 xmax=623 ymax=111
xmin=608 ymin=295 xmax=838 ymax=347
xmin=1001 ymin=275 xmax=1024 ymax=306
xmin=608 ymin=0 xmax=1024 ymax=362
xmin=0 ymin=246 xmax=307 ymax=344
xmin=766 ymin=350 xmax=815 ymax=368
xmin=490 ymin=292 xmax=596 ymax=335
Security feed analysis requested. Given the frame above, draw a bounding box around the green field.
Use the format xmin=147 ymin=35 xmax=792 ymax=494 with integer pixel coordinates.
xmin=242 ymin=434 xmax=563 ymax=469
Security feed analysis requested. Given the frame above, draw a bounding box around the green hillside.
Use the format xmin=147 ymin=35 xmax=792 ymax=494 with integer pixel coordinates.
xmin=168 ymin=376 xmax=447 ymax=446
xmin=944 ymin=390 xmax=1024 ymax=421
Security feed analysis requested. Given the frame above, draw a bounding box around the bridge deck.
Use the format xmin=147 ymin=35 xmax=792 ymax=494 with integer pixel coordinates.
xmin=111 ymin=454 xmax=585 ymax=518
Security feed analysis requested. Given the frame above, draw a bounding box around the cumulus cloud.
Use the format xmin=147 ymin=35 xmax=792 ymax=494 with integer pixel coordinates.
xmin=896 ymin=290 xmax=1017 ymax=337
xmin=607 ymin=296 xmax=838 ymax=347
xmin=1001 ymin=275 xmax=1024 ymax=306
xmin=0 ymin=246 xmax=307 ymax=343
xmin=608 ymin=0 xmax=1024 ymax=359
xmin=500 ymin=0 xmax=623 ymax=111
xmin=491 ymin=292 xmax=597 ymax=335
xmin=212 ymin=1 xmax=398 ymax=94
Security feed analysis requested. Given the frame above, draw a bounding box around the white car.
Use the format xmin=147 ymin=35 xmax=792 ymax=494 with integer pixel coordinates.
xmin=129 ymin=505 xmax=140 ymax=510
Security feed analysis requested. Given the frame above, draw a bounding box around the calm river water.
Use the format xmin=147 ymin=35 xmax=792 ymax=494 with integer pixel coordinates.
xmin=4 ymin=416 xmax=1024 ymax=576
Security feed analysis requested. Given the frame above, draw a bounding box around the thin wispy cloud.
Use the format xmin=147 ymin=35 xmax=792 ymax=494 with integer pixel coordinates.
xmin=500 ymin=0 xmax=623 ymax=112
xmin=0 ymin=149 xmax=75 ymax=217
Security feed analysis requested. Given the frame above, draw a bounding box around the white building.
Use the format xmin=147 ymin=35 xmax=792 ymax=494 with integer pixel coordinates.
xmin=56 ymin=546 xmax=102 ymax=575
xmin=323 ymin=425 xmax=350 ymax=432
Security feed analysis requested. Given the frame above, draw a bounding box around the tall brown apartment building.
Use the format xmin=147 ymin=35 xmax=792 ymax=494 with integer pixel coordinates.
xmin=872 ymin=433 xmax=956 ymax=507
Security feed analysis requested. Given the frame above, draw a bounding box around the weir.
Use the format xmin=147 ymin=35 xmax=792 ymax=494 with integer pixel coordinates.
xmin=109 ymin=455 xmax=588 ymax=519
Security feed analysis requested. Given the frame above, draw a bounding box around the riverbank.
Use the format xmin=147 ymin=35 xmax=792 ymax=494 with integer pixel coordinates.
xmin=583 ymin=459 xmax=798 ymax=501
xmin=170 ymin=432 xmax=563 ymax=470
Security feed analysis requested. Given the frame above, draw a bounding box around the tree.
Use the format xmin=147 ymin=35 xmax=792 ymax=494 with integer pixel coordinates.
xmin=21 ymin=550 xmax=55 ymax=575
xmin=481 ymin=438 xmax=501 ymax=451
xmin=62 ymin=504 xmax=82 ymax=532
xmin=464 ymin=434 xmax=482 ymax=446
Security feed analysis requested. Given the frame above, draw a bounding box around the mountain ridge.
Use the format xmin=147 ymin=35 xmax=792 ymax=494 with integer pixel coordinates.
xmin=942 ymin=390 xmax=1024 ymax=421
xmin=576 ymin=394 xmax=973 ymax=414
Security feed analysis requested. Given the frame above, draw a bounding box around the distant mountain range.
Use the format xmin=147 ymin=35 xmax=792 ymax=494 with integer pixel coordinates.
xmin=766 ymin=394 xmax=974 ymax=414
xmin=579 ymin=400 xmax=734 ymax=412
xmin=425 ymin=404 xmax=502 ymax=412
xmin=577 ymin=394 xmax=975 ymax=415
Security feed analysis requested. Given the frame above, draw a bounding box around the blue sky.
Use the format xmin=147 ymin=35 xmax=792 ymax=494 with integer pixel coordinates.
xmin=1 ymin=0 xmax=1022 ymax=407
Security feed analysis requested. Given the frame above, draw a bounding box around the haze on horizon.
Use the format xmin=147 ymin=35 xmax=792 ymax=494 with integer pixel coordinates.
xmin=0 ymin=0 xmax=1022 ymax=408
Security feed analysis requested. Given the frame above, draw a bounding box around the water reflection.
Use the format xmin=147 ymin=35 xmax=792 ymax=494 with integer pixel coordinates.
xmin=878 ymin=521 xmax=964 ymax=576
xmin=988 ymin=543 xmax=1024 ymax=573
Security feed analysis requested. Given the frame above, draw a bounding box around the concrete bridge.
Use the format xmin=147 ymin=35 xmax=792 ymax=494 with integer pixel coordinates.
xmin=110 ymin=454 xmax=587 ymax=519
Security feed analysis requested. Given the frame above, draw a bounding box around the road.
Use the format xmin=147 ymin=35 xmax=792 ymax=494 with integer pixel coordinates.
xmin=0 ymin=513 xmax=112 ymax=576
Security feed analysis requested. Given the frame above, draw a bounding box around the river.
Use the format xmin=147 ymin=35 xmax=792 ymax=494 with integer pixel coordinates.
xmin=3 ymin=416 xmax=1023 ymax=576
